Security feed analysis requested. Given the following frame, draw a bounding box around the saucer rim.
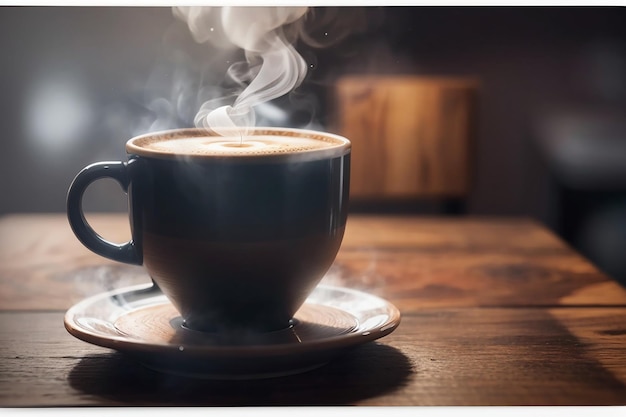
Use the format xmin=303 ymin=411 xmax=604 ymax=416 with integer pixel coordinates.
xmin=64 ymin=283 xmax=401 ymax=358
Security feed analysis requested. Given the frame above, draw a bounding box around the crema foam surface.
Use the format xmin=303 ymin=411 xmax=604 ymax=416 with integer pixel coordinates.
xmin=141 ymin=136 xmax=335 ymax=156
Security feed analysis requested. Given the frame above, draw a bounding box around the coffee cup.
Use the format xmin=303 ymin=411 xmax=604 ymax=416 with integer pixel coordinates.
xmin=67 ymin=127 xmax=351 ymax=333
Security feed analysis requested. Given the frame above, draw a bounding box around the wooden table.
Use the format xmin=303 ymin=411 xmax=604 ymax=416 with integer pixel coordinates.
xmin=1 ymin=213 xmax=626 ymax=406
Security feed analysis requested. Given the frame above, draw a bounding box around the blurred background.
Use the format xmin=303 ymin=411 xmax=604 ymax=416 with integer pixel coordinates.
xmin=1 ymin=6 xmax=625 ymax=285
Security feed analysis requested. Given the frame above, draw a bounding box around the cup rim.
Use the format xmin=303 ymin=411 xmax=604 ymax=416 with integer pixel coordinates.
xmin=126 ymin=127 xmax=351 ymax=162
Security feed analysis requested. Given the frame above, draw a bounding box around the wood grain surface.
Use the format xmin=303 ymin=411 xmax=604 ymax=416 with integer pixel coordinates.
xmin=333 ymin=76 xmax=477 ymax=199
xmin=2 ymin=214 xmax=625 ymax=310
xmin=1 ymin=214 xmax=626 ymax=406
xmin=1 ymin=309 xmax=626 ymax=406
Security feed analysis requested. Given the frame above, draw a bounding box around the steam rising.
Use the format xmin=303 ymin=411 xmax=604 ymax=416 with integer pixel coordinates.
xmin=173 ymin=7 xmax=309 ymax=137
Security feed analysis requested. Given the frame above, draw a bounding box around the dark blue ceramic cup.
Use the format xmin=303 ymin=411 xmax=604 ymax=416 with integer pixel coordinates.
xmin=67 ymin=127 xmax=351 ymax=332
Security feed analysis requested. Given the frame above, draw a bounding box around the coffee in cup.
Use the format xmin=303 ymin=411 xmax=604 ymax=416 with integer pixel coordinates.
xmin=67 ymin=127 xmax=351 ymax=333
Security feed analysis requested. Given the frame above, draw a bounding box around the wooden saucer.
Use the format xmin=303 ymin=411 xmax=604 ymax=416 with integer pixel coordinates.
xmin=65 ymin=283 xmax=401 ymax=379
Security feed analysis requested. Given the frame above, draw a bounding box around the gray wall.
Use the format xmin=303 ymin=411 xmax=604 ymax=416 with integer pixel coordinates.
xmin=2 ymin=7 xmax=625 ymax=226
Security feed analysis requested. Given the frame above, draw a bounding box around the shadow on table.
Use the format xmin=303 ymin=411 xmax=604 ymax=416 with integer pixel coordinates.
xmin=68 ymin=342 xmax=412 ymax=406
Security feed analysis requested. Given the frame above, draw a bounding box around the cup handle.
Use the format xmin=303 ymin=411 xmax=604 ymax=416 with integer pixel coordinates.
xmin=66 ymin=161 xmax=141 ymax=265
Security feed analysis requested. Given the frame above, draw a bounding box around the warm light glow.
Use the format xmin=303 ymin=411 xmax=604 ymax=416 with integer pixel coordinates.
xmin=24 ymin=74 xmax=93 ymax=153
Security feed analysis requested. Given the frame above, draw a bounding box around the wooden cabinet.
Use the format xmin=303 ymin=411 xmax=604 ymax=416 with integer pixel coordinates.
xmin=332 ymin=76 xmax=478 ymax=201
